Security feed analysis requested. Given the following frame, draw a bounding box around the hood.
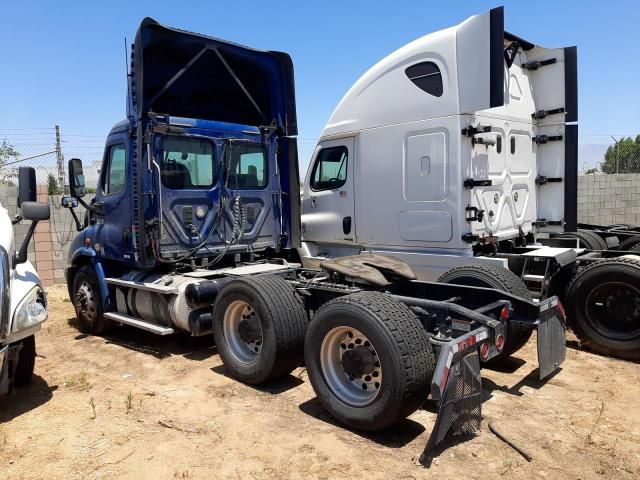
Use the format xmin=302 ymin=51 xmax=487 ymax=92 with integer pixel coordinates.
xmin=129 ymin=18 xmax=297 ymax=135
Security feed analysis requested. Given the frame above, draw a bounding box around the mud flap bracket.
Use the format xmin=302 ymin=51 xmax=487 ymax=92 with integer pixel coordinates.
xmin=421 ymin=329 xmax=485 ymax=466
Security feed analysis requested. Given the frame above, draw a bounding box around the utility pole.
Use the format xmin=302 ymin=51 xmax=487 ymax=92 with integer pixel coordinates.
xmin=610 ymin=136 xmax=620 ymax=174
xmin=55 ymin=124 xmax=65 ymax=190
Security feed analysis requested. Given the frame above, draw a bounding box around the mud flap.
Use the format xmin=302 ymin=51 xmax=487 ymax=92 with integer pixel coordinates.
xmin=536 ymin=300 xmax=567 ymax=380
xmin=420 ymin=329 xmax=485 ymax=466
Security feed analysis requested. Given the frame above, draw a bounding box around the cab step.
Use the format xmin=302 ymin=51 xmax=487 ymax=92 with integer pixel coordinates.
xmin=105 ymin=277 xmax=178 ymax=295
xmin=522 ymin=274 xmax=545 ymax=283
xmin=104 ymin=312 xmax=175 ymax=335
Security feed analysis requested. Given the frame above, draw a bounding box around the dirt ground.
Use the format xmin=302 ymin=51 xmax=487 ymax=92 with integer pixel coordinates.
xmin=1 ymin=284 xmax=639 ymax=479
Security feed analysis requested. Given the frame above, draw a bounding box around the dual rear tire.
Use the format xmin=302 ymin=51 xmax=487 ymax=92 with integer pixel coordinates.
xmin=436 ymin=263 xmax=534 ymax=358
xmin=213 ymin=277 xmax=435 ymax=431
xmin=565 ymin=257 xmax=640 ymax=360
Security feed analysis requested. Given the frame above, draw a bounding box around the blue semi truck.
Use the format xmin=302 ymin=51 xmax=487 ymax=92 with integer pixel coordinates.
xmin=61 ymin=13 xmax=566 ymax=459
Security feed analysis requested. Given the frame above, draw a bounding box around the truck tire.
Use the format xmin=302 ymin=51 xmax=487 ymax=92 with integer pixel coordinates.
xmin=71 ymin=265 xmax=111 ymax=334
xmin=617 ymin=235 xmax=640 ymax=251
xmin=436 ymin=264 xmax=533 ymax=358
xmin=578 ymin=230 xmax=608 ymax=250
xmin=555 ymin=231 xmax=604 ymax=250
xmin=565 ymin=257 xmax=640 ymax=360
xmin=304 ymin=291 xmax=435 ymax=431
xmin=13 ymin=335 xmax=36 ymax=387
xmin=212 ymin=275 xmax=308 ymax=385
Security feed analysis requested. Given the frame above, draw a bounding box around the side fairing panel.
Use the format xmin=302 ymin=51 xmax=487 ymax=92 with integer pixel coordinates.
xmin=353 ymin=116 xmax=465 ymax=250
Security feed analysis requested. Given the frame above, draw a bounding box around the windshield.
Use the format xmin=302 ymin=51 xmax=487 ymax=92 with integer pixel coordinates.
xmin=161 ymin=136 xmax=216 ymax=189
xmin=228 ymin=143 xmax=268 ymax=189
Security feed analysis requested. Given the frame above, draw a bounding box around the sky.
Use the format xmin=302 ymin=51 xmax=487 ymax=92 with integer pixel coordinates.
xmin=1 ymin=0 xmax=639 ymax=173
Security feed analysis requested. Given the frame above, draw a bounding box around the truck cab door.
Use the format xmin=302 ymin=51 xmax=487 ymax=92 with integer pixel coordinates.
xmin=301 ymin=137 xmax=356 ymax=244
xmin=93 ymin=137 xmax=132 ymax=261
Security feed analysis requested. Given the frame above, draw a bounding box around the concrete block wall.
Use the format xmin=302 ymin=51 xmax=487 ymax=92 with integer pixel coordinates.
xmin=578 ymin=174 xmax=640 ymax=225
xmin=49 ymin=195 xmax=86 ymax=284
xmin=0 ymin=174 xmax=639 ymax=285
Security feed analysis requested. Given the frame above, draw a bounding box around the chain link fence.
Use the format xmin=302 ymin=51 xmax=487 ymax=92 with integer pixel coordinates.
xmin=1 ymin=127 xmax=639 ymax=188
xmin=579 ymin=135 xmax=640 ymax=175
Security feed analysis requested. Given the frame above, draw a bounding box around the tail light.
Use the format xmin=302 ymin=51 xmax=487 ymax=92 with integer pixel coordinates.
xmin=480 ymin=342 xmax=490 ymax=360
xmin=500 ymin=306 xmax=510 ymax=319
xmin=557 ymin=301 xmax=567 ymax=321
xmin=495 ymin=334 xmax=505 ymax=351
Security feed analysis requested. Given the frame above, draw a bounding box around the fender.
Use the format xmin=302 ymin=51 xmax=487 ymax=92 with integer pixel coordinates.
xmin=68 ymin=246 xmax=112 ymax=312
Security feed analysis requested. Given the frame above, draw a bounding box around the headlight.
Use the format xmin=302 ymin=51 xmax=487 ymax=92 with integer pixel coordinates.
xmin=12 ymin=287 xmax=47 ymax=332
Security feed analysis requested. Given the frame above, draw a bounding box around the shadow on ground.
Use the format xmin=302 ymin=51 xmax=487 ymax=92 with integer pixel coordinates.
xmin=0 ymin=375 xmax=57 ymax=422
xmin=482 ymin=367 xmax=562 ymax=400
xmin=68 ymin=317 xmax=216 ymax=361
xmin=210 ymin=364 xmax=304 ymax=394
xmin=298 ymin=397 xmax=426 ymax=448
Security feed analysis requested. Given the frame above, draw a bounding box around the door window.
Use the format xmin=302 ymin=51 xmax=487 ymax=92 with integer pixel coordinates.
xmin=102 ymin=144 xmax=126 ymax=195
xmin=310 ymin=146 xmax=348 ymax=191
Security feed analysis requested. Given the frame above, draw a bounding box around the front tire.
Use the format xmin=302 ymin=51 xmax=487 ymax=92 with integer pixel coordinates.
xmin=13 ymin=335 xmax=36 ymax=387
xmin=212 ymin=275 xmax=308 ymax=385
xmin=437 ymin=263 xmax=534 ymax=358
xmin=71 ymin=265 xmax=111 ymax=334
xmin=304 ymin=292 xmax=434 ymax=431
xmin=566 ymin=257 xmax=640 ymax=360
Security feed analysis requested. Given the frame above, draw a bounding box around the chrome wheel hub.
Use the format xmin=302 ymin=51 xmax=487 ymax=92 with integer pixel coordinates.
xmin=320 ymin=327 xmax=382 ymax=406
xmin=223 ymin=301 xmax=263 ymax=364
xmin=75 ymin=281 xmax=96 ymax=325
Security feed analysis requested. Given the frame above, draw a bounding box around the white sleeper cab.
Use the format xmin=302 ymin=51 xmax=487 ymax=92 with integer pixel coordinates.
xmin=300 ymin=6 xmax=640 ymax=361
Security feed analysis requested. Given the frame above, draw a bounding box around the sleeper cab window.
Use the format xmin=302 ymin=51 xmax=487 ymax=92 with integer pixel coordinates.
xmin=405 ymin=61 xmax=443 ymax=97
xmin=161 ymin=136 xmax=216 ymax=189
xmin=102 ymin=144 xmax=126 ymax=195
xmin=310 ymin=146 xmax=348 ymax=191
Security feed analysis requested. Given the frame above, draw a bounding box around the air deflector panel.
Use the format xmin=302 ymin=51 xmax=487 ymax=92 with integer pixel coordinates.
xmin=132 ymin=18 xmax=297 ymax=135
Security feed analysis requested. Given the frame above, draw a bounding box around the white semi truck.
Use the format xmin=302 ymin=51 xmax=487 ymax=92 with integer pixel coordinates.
xmin=0 ymin=167 xmax=49 ymax=394
xmin=300 ymin=6 xmax=640 ymax=361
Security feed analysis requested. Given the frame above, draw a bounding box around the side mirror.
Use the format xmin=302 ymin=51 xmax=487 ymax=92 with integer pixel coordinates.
xmin=21 ymin=201 xmax=50 ymax=222
xmin=15 ymin=201 xmax=50 ymax=265
xmin=17 ymin=166 xmax=37 ymax=207
xmin=68 ymin=158 xmax=86 ymax=198
xmin=61 ymin=196 xmax=78 ymax=208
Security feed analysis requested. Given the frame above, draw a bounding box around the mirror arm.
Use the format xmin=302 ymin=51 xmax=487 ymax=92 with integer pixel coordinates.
xmin=14 ymin=220 xmax=38 ymax=265
xmin=75 ymin=196 xmax=96 ymax=213
xmin=68 ymin=208 xmax=83 ymax=232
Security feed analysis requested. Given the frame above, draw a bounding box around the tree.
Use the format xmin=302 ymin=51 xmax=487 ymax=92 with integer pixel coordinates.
xmin=47 ymin=172 xmax=63 ymax=195
xmin=0 ymin=140 xmax=19 ymax=186
xmin=602 ymin=135 xmax=640 ymax=174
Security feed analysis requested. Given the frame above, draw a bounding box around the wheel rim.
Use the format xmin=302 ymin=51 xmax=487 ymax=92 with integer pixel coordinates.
xmin=585 ymin=281 xmax=640 ymax=341
xmin=75 ymin=280 xmax=97 ymax=327
xmin=320 ymin=327 xmax=382 ymax=407
xmin=223 ymin=300 xmax=263 ymax=364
